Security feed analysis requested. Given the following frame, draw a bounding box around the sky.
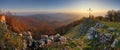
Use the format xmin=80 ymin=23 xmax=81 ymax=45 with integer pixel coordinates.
xmin=0 ymin=0 xmax=120 ymax=16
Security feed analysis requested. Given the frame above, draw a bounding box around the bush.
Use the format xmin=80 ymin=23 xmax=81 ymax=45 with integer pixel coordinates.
xmin=0 ymin=33 xmax=23 ymax=50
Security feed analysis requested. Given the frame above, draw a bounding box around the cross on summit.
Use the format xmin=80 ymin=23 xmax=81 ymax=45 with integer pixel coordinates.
xmin=88 ymin=8 xmax=93 ymax=18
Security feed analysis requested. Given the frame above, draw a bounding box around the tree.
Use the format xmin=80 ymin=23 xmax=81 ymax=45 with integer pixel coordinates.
xmin=106 ymin=10 xmax=116 ymax=21
xmin=116 ymin=10 xmax=120 ymax=21
xmin=105 ymin=10 xmax=120 ymax=22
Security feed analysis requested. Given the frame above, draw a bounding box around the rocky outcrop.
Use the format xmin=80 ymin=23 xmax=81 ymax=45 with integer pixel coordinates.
xmin=20 ymin=33 xmax=67 ymax=50
xmin=87 ymin=23 xmax=104 ymax=40
xmin=79 ymin=19 xmax=97 ymax=36
xmin=86 ymin=22 xmax=119 ymax=48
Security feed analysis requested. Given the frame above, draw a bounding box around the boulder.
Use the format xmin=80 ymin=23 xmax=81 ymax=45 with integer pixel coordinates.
xmin=94 ymin=23 xmax=105 ymax=28
xmin=23 ymin=40 xmax=27 ymax=50
xmin=23 ymin=32 xmax=29 ymax=36
xmin=28 ymin=36 xmax=33 ymax=41
xmin=87 ymin=27 xmax=99 ymax=39
xmin=39 ymin=40 xmax=45 ymax=47
xmin=28 ymin=31 xmax=32 ymax=36
xmin=48 ymin=35 xmax=54 ymax=40
xmin=46 ymin=39 xmax=52 ymax=45
xmin=88 ymin=27 xmax=98 ymax=33
xmin=59 ymin=36 xmax=67 ymax=44
xmin=111 ymin=39 xmax=118 ymax=48
xmin=87 ymin=33 xmax=93 ymax=40
xmin=94 ymin=23 xmax=100 ymax=28
xmin=54 ymin=34 xmax=60 ymax=38
xmin=94 ymin=33 xmax=99 ymax=38
xmin=100 ymin=34 xmax=107 ymax=43
xmin=99 ymin=23 xmax=105 ymax=28
xmin=41 ymin=35 xmax=48 ymax=39
xmin=108 ymin=27 xmax=116 ymax=32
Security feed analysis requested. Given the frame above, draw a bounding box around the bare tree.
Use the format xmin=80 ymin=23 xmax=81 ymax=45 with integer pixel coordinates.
xmin=106 ymin=10 xmax=117 ymax=22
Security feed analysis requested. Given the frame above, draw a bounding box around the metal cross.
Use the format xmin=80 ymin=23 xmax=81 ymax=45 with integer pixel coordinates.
xmin=88 ymin=8 xmax=92 ymax=17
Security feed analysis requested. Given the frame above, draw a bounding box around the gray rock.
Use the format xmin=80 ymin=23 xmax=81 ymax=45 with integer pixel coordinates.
xmin=87 ymin=33 xmax=93 ymax=40
xmin=111 ymin=39 xmax=118 ymax=48
xmin=108 ymin=27 xmax=116 ymax=32
xmin=59 ymin=36 xmax=67 ymax=44
xmin=41 ymin=35 xmax=48 ymax=39
xmin=94 ymin=23 xmax=105 ymax=28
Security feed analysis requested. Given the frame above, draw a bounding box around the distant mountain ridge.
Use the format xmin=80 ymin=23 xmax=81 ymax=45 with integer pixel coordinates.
xmin=14 ymin=13 xmax=82 ymax=28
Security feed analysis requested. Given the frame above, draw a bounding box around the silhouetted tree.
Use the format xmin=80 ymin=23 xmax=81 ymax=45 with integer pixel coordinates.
xmin=105 ymin=10 xmax=120 ymax=22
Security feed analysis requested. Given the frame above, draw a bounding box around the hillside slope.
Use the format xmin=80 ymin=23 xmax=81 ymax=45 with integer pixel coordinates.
xmin=64 ymin=18 xmax=97 ymax=38
xmin=62 ymin=19 xmax=120 ymax=50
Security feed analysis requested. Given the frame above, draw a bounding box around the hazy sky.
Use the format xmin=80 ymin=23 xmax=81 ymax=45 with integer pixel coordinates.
xmin=0 ymin=0 xmax=120 ymax=16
